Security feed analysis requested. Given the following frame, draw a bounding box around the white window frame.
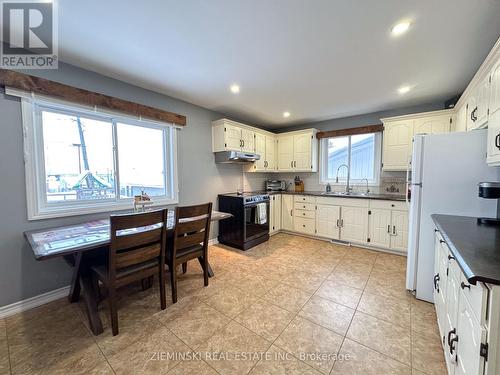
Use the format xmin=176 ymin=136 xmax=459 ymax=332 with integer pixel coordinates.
xmin=319 ymin=132 xmax=382 ymax=186
xmin=10 ymin=87 xmax=179 ymax=220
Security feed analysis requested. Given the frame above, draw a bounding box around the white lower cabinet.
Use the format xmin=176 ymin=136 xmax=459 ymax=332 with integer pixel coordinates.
xmin=281 ymin=194 xmax=294 ymax=231
xmin=316 ymin=204 xmax=340 ymax=240
xmin=433 ymin=230 xmax=494 ymax=375
xmin=340 ymin=205 xmax=368 ymax=244
xmin=269 ymin=195 xmax=282 ymax=234
xmin=368 ymin=209 xmax=391 ymax=248
xmin=367 ymin=208 xmax=408 ymax=251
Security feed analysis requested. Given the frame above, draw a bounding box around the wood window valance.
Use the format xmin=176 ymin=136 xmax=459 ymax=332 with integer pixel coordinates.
xmin=0 ymin=69 xmax=186 ymax=126
xmin=316 ymin=124 xmax=384 ymax=139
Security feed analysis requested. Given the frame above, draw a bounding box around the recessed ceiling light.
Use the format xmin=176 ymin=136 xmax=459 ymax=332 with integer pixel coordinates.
xmin=283 ymin=111 xmax=291 ymax=118
xmin=398 ymin=86 xmax=411 ymax=94
xmin=391 ymin=21 xmax=411 ymax=36
xmin=230 ymin=84 xmax=240 ymax=94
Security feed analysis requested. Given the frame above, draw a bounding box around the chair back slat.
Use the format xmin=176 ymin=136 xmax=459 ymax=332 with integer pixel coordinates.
xmin=176 ymin=217 xmax=208 ymax=236
xmin=176 ymin=230 xmax=206 ymax=250
xmin=109 ymin=210 xmax=167 ymax=277
xmin=177 ymin=204 xmax=212 ymax=219
xmin=114 ymin=227 xmax=163 ymax=252
xmin=115 ymin=243 xmax=161 ymax=269
xmin=173 ymin=203 xmax=212 ymax=257
xmin=111 ymin=210 xmax=165 ymax=231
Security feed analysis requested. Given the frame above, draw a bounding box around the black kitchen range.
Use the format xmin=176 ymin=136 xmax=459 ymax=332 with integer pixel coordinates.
xmin=218 ymin=193 xmax=270 ymax=250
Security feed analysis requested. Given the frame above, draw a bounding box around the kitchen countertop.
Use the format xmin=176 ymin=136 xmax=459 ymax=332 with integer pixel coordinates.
xmin=432 ymin=214 xmax=500 ymax=285
xmin=260 ymin=190 xmax=406 ymax=201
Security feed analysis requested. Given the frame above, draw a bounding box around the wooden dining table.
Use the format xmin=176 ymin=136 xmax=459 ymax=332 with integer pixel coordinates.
xmin=24 ymin=209 xmax=231 ymax=335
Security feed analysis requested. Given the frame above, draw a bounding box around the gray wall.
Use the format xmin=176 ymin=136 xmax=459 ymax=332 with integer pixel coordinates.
xmin=0 ymin=62 xmax=245 ymax=307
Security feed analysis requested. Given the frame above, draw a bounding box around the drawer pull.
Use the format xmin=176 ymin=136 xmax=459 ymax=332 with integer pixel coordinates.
xmin=302 ymin=224 xmax=306 ymax=228
xmin=460 ymin=282 xmax=471 ymax=290
xmin=439 ymin=239 xmax=446 ymax=244
xmin=302 ymin=213 xmax=306 ymax=216
xmin=448 ymin=255 xmax=455 ymax=261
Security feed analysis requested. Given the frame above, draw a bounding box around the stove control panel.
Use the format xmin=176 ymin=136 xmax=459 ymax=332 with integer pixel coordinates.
xmin=244 ymin=194 xmax=270 ymax=205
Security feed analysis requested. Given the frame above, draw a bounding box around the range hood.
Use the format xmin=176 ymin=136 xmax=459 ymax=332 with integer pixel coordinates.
xmin=214 ymin=151 xmax=260 ymax=163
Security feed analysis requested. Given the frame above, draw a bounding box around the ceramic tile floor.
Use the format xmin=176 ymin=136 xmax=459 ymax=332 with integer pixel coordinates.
xmin=0 ymin=233 xmax=447 ymax=374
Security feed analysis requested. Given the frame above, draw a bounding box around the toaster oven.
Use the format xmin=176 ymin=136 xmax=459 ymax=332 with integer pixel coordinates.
xmin=266 ymin=180 xmax=286 ymax=191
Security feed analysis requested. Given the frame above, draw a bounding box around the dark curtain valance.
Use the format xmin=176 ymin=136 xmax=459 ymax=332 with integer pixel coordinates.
xmin=316 ymin=124 xmax=383 ymax=139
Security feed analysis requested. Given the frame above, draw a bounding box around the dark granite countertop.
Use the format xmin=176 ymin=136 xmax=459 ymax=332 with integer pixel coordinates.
xmin=432 ymin=214 xmax=500 ymax=285
xmin=260 ymin=190 xmax=406 ymax=202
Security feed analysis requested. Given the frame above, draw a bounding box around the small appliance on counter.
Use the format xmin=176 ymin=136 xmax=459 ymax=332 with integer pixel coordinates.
xmin=294 ymin=176 xmax=304 ymax=192
xmin=218 ymin=192 xmax=270 ymax=250
xmin=477 ymin=182 xmax=500 ymax=225
xmin=265 ymin=180 xmax=286 ymax=191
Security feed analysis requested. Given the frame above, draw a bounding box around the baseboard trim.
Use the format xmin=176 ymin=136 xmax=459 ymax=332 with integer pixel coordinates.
xmin=0 ymin=285 xmax=70 ymax=319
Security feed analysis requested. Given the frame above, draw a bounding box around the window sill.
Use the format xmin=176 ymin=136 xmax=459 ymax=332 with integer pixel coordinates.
xmin=28 ymin=198 xmax=179 ymax=221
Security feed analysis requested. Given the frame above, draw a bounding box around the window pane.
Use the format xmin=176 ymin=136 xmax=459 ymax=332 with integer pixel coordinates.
xmin=350 ymin=133 xmax=375 ymax=180
xmin=326 ymin=136 xmax=349 ymax=180
xmin=117 ymin=123 xmax=166 ymax=198
xmin=41 ymin=110 xmax=115 ymax=202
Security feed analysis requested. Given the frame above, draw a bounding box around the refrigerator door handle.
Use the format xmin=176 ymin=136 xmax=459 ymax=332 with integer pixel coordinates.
xmin=405 ymin=156 xmax=412 ymax=208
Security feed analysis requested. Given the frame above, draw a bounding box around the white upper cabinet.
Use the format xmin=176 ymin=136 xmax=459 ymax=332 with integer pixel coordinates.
xmin=382 ymin=110 xmax=454 ymax=171
xmin=277 ymin=134 xmax=295 ymax=171
xmin=454 ymin=103 xmax=468 ymax=132
xmin=212 ymin=119 xmax=255 ymax=153
xmin=277 ymin=129 xmax=318 ymax=172
xmin=487 ymin=61 xmax=500 ymax=165
xmin=413 ymin=114 xmax=452 ymax=135
xmin=475 ymin=74 xmax=491 ymax=128
xmin=253 ymin=132 xmax=277 ymax=172
xmin=382 ymin=119 xmax=413 ymax=171
xmin=265 ymin=135 xmax=277 ymax=171
xmin=213 ymin=119 xmax=316 ymax=172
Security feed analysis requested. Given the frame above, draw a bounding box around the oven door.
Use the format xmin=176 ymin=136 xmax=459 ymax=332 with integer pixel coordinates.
xmin=244 ymin=201 xmax=270 ymax=241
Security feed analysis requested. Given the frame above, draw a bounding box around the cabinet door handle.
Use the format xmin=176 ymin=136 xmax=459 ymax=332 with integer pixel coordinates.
xmin=242 ymin=140 xmax=245 ymax=148
xmin=291 ymin=161 xmax=293 ymax=168
xmin=392 ymin=226 xmax=396 ymax=235
xmin=387 ymin=225 xmax=391 ymax=233
xmin=290 ymin=209 xmax=293 ymax=217
xmin=460 ymin=281 xmax=471 ymax=290
xmin=448 ymin=255 xmax=455 ymax=261
xmin=447 ymin=328 xmax=456 ymax=346
xmin=450 ymin=335 xmax=459 ymax=355
xmin=336 ymin=219 xmax=340 ymax=227
xmin=495 ymin=133 xmax=500 ymax=150
xmin=294 ymin=161 xmax=297 ymax=167
xmin=433 ymin=273 xmax=440 ymax=292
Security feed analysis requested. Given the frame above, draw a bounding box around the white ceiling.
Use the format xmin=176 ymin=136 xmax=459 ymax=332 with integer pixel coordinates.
xmin=53 ymin=1 xmax=500 ymax=127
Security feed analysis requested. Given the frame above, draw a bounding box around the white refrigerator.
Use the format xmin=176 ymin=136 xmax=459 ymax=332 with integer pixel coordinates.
xmin=406 ymin=130 xmax=500 ymax=302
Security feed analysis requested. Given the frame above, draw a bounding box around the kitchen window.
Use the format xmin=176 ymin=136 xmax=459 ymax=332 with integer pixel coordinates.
xmin=17 ymin=91 xmax=178 ymax=220
xmin=319 ymin=132 xmax=381 ymax=185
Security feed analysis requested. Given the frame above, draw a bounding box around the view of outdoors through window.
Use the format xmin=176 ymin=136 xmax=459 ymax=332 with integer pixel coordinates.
xmin=117 ymin=122 xmax=166 ymax=198
xmin=41 ymin=109 xmax=167 ymax=203
xmin=326 ymin=133 xmax=376 ymax=182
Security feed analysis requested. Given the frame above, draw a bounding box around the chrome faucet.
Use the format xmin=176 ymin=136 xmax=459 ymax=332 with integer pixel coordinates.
xmin=360 ymin=178 xmax=370 ymax=194
xmin=335 ymin=164 xmax=350 ymax=193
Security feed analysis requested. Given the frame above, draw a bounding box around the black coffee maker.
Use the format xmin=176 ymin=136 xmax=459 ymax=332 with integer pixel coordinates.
xmin=477 ymin=182 xmax=500 ymax=225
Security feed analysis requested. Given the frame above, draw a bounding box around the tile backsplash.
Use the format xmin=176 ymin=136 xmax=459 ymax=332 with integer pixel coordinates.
xmin=243 ymin=170 xmax=406 ymax=196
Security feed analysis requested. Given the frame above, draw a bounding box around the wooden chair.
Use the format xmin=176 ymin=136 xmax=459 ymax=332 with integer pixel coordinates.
xmin=91 ymin=209 xmax=167 ymax=336
xmin=168 ymin=203 xmax=212 ymax=303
